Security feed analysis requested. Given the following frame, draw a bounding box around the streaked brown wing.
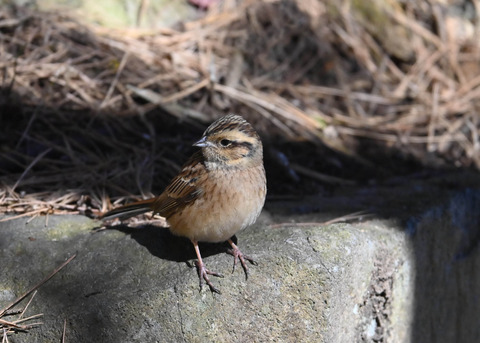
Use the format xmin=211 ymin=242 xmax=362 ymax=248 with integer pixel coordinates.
xmin=152 ymin=151 xmax=206 ymax=218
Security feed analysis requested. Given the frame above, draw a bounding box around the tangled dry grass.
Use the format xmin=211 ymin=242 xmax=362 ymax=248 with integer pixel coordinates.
xmin=1 ymin=0 xmax=480 ymax=218
xmin=0 ymin=255 xmax=75 ymax=340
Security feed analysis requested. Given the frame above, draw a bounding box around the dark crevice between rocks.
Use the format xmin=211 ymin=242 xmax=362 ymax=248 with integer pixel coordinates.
xmin=357 ymin=250 xmax=395 ymax=343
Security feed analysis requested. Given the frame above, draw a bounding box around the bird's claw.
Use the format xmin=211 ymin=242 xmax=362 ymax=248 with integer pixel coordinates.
xmin=227 ymin=247 xmax=257 ymax=279
xmin=194 ymin=260 xmax=223 ymax=294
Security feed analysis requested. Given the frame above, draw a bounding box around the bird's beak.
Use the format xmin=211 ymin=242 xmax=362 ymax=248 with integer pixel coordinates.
xmin=193 ymin=136 xmax=213 ymax=148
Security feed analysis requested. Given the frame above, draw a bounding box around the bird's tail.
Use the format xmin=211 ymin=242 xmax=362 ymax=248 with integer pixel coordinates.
xmin=101 ymin=198 xmax=156 ymax=221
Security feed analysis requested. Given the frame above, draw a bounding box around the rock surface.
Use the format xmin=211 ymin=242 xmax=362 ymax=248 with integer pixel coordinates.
xmin=1 ymin=213 xmax=411 ymax=343
xmin=2 ymin=172 xmax=480 ymax=342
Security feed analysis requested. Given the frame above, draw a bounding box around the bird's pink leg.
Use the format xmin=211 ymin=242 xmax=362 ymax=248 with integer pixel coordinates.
xmin=227 ymin=239 xmax=257 ymax=279
xmin=192 ymin=240 xmax=223 ymax=294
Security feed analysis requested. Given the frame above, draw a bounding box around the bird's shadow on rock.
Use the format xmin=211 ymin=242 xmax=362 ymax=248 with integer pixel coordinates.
xmin=104 ymin=224 xmax=232 ymax=263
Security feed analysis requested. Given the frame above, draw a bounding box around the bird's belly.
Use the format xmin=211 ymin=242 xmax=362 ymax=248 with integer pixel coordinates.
xmin=166 ymin=167 xmax=266 ymax=243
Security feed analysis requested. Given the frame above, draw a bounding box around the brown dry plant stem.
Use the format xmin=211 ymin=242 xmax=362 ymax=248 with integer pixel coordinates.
xmin=0 ymin=255 xmax=76 ymax=338
xmin=0 ymin=0 xmax=479 ymax=216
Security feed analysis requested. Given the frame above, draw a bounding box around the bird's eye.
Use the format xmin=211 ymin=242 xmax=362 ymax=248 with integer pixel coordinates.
xmin=219 ymin=139 xmax=232 ymax=147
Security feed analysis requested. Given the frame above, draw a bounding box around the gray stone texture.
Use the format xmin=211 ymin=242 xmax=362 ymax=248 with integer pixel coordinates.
xmin=2 ymin=172 xmax=480 ymax=342
xmin=1 ymin=214 xmax=412 ymax=342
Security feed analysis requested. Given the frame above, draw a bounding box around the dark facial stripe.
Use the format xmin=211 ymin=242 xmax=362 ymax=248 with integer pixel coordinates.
xmin=232 ymin=141 xmax=253 ymax=150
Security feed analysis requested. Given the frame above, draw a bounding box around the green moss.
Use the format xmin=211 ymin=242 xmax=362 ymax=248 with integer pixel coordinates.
xmin=45 ymin=218 xmax=98 ymax=240
xmin=352 ymin=0 xmax=389 ymax=29
xmin=350 ymin=0 xmax=413 ymax=61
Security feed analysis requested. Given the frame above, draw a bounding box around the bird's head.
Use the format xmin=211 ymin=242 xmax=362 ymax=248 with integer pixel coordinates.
xmin=193 ymin=114 xmax=263 ymax=169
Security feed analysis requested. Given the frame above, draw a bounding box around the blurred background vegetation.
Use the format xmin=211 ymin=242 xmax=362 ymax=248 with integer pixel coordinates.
xmin=1 ymin=0 xmax=200 ymax=28
xmin=0 ymin=0 xmax=479 ymax=217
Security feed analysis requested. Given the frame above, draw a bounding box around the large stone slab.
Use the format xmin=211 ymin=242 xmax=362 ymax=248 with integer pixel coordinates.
xmin=0 ymin=213 xmax=412 ymax=342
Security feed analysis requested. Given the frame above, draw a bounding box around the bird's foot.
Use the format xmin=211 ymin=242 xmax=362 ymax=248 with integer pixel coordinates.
xmin=227 ymin=243 xmax=257 ymax=279
xmin=194 ymin=260 xmax=223 ymax=294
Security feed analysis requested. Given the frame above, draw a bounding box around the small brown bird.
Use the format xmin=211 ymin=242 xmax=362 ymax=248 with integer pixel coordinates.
xmin=102 ymin=114 xmax=267 ymax=293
